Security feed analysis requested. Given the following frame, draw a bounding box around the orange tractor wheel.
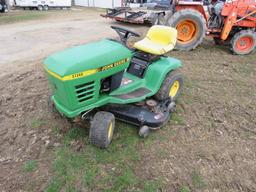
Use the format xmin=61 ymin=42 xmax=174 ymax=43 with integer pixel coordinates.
xmin=231 ymin=30 xmax=256 ymax=55
xmin=167 ymin=9 xmax=206 ymax=51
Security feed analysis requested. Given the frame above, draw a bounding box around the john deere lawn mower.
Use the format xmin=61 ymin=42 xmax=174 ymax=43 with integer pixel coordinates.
xmin=44 ymin=25 xmax=184 ymax=148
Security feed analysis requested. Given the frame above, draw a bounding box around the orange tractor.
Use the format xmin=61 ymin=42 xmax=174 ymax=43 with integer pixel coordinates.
xmin=102 ymin=0 xmax=256 ymax=54
xmin=167 ymin=0 xmax=256 ymax=54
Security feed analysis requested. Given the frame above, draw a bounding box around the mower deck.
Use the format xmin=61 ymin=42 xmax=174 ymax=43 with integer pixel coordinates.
xmin=103 ymin=99 xmax=175 ymax=129
xmin=51 ymin=55 xmax=181 ymax=118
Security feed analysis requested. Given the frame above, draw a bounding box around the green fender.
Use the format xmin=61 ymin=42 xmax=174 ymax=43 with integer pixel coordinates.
xmin=144 ymin=57 xmax=182 ymax=94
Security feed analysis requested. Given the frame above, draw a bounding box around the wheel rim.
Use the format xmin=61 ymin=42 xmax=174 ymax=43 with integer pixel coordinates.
xmin=235 ymin=36 xmax=254 ymax=52
xmin=108 ymin=122 xmax=113 ymax=140
xmin=176 ymin=20 xmax=198 ymax=43
xmin=169 ymin=80 xmax=180 ymax=97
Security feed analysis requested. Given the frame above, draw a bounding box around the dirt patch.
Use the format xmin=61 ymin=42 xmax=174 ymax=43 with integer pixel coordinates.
xmin=0 ymin=60 xmax=65 ymax=191
xmin=136 ymin=40 xmax=256 ymax=192
xmin=0 ymin=8 xmax=144 ymax=68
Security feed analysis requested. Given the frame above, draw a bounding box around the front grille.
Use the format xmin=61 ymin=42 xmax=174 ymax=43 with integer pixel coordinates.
xmin=75 ymin=81 xmax=95 ymax=103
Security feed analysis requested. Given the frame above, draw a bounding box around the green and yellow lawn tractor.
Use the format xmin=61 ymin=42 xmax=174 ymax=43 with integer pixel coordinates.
xmin=44 ymin=25 xmax=184 ymax=148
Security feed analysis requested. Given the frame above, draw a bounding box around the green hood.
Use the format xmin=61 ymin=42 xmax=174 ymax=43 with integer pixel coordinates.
xmin=44 ymin=39 xmax=131 ymax=77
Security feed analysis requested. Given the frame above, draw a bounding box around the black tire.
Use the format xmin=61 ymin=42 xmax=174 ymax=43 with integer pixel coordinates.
xmin=43 ymin=5 xmax=49 ymax=11
xmin=230 ymin=30 xmax=256 ymax=55
xmin=38 ymin=5 xmax=43 ymax=11
xmin=166 ymin=9 xmax=206 ymax=51
xmin=154 ymin=71 xmax=183 ymax=101
xmin=0 ymin=5 xmax=5 ymax=12
xmin=213 ymin=37 xmax=222 ymax=45
xmin=89 ymin=111 xmax=115 ymax=148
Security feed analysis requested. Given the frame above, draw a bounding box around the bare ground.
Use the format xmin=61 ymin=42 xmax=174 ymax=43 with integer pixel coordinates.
xmin=138 ymin=43 xmax=256 ymax=192
xmin=0 ymin=8 xmax=256 ymax=192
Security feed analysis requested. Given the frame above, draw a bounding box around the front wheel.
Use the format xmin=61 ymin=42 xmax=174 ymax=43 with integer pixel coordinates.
xmin=213 ymin=37 xmax=222 ymax=45
xmin=154 ymin=71 xmax=183 ymax=102
xmin=139 ymin=125 xmax=150 ymax=138
xmin=89 ymin=111 xmax=115 ymax=148
xmin=230 ymin=30 xmax=256 ymax=55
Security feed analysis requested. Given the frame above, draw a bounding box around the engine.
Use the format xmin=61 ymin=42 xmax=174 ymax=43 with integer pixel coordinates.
xmin=208 ymin=0 xmax=225 ymax=29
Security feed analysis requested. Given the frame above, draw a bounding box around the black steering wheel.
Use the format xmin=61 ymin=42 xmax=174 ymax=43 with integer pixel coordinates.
xmin=111 ymin=25 xmax=140 ymax=45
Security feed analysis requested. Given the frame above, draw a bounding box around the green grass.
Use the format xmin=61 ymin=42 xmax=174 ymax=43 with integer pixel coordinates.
xmin=155 ymin=148 xmax=169 ymax=158
xmin=45 ymin=122 xmax=164 ymax=191
xmin=31 ymin=119 xmax=46 ymax=128
xmin=51 ymin=126 xmax=61 ymax=135
xmin=171 ymin=112 xmax=185 ymax=125
xmin=179 ymin=185 xmax=191 ymax=192
xmin=143 ymin=180 xmax=163 ymax=192
xmin=0 ymin=11 xmax=48 ymax=25
xmin=243 ymin=131 xmax=255 ymax=139
xmin=191 ymin=170 xmax=207 ymax=189
xmin=22 ymin=160 xmax=38 ymax=172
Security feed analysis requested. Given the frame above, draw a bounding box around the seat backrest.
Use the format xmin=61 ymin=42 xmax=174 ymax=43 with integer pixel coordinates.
xmin=146 ymin=25 xmax=177 ymax=46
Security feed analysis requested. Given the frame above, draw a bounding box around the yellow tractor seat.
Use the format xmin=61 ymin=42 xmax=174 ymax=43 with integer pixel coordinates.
xmin=134 ymin=25 xmax=177 ymax=55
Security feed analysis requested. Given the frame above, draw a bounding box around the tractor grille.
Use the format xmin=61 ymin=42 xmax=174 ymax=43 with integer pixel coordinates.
xmin=75 ymin=81 xmax=95 ymax=103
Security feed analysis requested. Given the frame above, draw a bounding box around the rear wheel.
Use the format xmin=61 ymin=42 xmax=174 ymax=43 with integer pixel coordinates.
xmin=43 ymin=5 xmax=49 ymax=11
xmin=167 ymin=9 xmax=206 ymax=51
xmin=38 ymin=5 xmax=43 ymax=11
xmin=89 ymin=111 xmax=115 ymax=148
xmin=231 ymin=30 xmax=256 ymax=55
xmin=154 ymin=71 xmax=183 ymax=101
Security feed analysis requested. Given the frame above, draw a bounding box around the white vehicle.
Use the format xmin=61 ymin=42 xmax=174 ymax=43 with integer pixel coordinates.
xmin=15 ymin=0 xmax=71 ymax=11
xmin=0 ymin=0 xmax=7 ymax=12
